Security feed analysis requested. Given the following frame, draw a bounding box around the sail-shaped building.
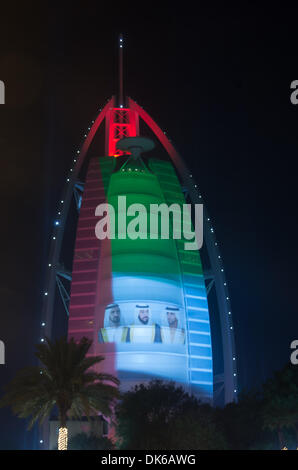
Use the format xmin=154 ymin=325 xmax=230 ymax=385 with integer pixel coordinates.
xmin=41 ymin=37 xmax=238 ymax=446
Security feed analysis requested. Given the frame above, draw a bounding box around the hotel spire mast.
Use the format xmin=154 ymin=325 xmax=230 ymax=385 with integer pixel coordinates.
xmin=119 ymin=33 xmax=124 ymax=107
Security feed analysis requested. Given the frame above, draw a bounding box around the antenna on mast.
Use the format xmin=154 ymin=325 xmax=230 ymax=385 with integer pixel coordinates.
xmin=119 ymin=33 xmax=124 ymax=107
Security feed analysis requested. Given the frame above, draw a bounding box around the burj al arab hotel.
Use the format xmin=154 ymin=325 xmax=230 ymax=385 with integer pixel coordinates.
xmin=40 ymin=36 xmax=238 ymax=430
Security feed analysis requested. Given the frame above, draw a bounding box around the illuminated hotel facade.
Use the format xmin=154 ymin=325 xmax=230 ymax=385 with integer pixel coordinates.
xmin=41 ymin=41 xmax=237 ymax=447
xmin=68 ymin=132 xmax=213 ymax=400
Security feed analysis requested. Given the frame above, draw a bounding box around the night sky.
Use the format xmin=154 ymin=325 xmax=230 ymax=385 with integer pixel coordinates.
xmin=1 ymin=3 xmax=298 ymax=449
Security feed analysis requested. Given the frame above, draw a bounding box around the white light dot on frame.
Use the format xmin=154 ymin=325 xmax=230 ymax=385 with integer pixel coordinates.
xmin=44 ymin=292 xmax=48 ymax=296
xmin=41 ymin=338 xmax=45 ymax=342
xmin=77 ymin=150 xmax=80 ymax=154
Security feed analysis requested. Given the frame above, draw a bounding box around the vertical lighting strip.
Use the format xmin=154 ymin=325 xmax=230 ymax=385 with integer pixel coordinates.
xmin=188 ymin=174 xmax=238 ymax=398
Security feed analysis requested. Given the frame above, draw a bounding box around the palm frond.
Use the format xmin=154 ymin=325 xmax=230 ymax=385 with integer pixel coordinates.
xmin=1 ymin=336 xmax=119 ymax=431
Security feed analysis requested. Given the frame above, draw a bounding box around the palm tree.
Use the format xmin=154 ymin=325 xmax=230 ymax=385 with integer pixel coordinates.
xmin=0 ymin=336 xmax=119 ymax=450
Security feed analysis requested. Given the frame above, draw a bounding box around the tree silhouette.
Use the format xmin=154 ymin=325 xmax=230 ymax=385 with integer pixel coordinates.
xmin=115 ymin=380 xmax=227 ymax=449
xmin=262 ymin=363 xmax=298 ymax=449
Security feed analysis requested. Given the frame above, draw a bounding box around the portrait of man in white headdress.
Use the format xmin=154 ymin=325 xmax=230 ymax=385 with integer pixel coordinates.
xmin=127 ymin=304 xmax=162 ymax=343
xmin=98 ymin=303 xmax=129 ymax=343
xmin=160 ymin=306 xmax=185 ymax=345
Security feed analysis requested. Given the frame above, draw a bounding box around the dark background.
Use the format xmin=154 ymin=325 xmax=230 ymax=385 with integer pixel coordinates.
xmin=0 ymin=2 xmax=298 ymax=449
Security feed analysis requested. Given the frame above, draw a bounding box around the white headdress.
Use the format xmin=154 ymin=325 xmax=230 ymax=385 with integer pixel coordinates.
xmin=104 ymin=303 xmax=121 ymax=327
xmin=134 ymin=304 xmax=152 ymax=325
